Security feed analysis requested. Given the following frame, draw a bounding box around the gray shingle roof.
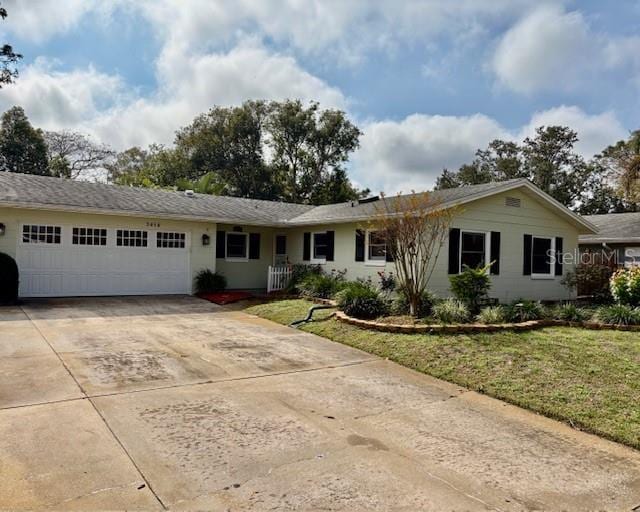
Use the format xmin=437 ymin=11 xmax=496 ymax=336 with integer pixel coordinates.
xmin=0 ymin=173 xmax=590 ymax=231
xmin=580 ymin=212 xmax=640 ymax=242
xmin=288 ymin=179 xmax=526 ymax=224
xmin=0 ymin=172 xmax=313 ymax=225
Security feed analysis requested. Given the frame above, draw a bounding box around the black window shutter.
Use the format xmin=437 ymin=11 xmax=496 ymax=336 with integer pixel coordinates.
xmin=216 ymin=230 xmax=225 ymax=259
xmin=448 ymin=228 xmax=460 ymax=274
xmin=303 ymin=232 xmax=311 ymax=261
xmin=385 ymin=235 xmax=395 ymax=263
xmin=326 ymin=231 xmax=335 ymax=261
xmin=249 ymin=233 xmax=260 ymax=260
xmin=555 ymin=237 xmax=563 ymax=276
xmin=355 ymin=229 xmax=365 ymax=262
xmin=523 ymin=234 xmax=532 ymax=275
xmin=490 ymin=231 xmax=500 ymax=275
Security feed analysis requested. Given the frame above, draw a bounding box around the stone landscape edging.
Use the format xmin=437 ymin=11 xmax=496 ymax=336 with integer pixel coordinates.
xmin=333 ymin=310 xmax=640 ymax=334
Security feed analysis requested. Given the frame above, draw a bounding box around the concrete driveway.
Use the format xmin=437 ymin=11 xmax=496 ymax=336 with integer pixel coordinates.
xmin=1 ymin=296 xmax=640 ymax=510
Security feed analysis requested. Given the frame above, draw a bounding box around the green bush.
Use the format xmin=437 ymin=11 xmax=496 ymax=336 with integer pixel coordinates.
xmin=334 ymin=281 xmax=388 ymax=319
xmin=562 ymin=263 xmax=613 ymax=303
xmin=610 ymin=268 xmax=640 ymax=306
xmin=449 ymin=264 xmax=492 ymax=313
xmin=551 ymin=303 xmax=590 ymax=322
xmin=0 ymin=252 xmax=19 ymax=304
xmin=298 ymin=269 xmax=346 ymax=299
xmin=506 ymin=300 xmax=547 ymax=322
xmin=285 ymin=264 xmax=323 ymax=293
xmin=476 ymin=305 xmax=506 ymax=324
xmin=391 ymin=288 xmax=437 ymax=318
xmin=594 ymin=304 xmax=640 ymax=325
xmin=431 ymin=299 xmax=470 ymax=324
xmin=194 ymin=269 xmax=227 ymax=294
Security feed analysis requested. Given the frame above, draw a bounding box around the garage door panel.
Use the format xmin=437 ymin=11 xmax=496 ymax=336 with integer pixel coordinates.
xmin=17 ymin=226 xmax=191 ymax=297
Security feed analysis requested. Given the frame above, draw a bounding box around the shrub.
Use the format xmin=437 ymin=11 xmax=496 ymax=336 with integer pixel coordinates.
xmin=562 ymin=263 xmax=613 ymax=303
xmin=194 ymin=269 xmax=227 ymax=294
xmin=431 ymin=299 xmax=470 ymax=324
xmin=298 ymin=269 xmax=346 ymax=299
xmin=377 ymin=271 xmax=396 ymax=295
xmin=476 ymin=305 xmax=506 ymax=324
xmin=551 ymin=303 xmax=590 ymax=322
xmin=506 ymin=300 xmax=546 ymax=322
xmin=286 ymin=264 xmax=323 ymax=293
xmin=449 ymin=263 xmax=492 ymax=313
xmin=0 ymin=252 xmax=19 ymax=304
xmin=610 ymin=268 xmax=640 ymax=306
xmin=594 ymin=304 xmax=640 ymax=326
xmin=391 ymin=288 xmax=437 ymax=318
xmin=334 ymin=281 xmax=388 ymax=319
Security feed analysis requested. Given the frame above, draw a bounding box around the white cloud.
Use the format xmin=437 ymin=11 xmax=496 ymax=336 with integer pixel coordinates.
xmin=0 ymin=42 xmax=346 ymax=150
xmin=519 ymin=105 xmax=627 ymax=158
xmin=2 ymin=0 xmax=98 ymax=43
xmin=492 ymin=4 xmax=640 ymax=94
xmin=0 ymin=58 xmax=128 ymax=129
xmin=492 ymin=5 xmax=592 ymax=94
xmin=353 ymin=114 xmax=509 ymax=193
xmin=353 ymin=107 xmax=626 ymax=193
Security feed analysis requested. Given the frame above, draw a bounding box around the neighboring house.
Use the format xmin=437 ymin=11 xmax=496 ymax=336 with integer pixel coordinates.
xmin=0 ymin=172 xmax=596 ymax=301
xmin=580 ymin=212 xmax=640 ymax=268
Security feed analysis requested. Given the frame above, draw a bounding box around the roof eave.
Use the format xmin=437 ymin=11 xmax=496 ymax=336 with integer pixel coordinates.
xmin=0 ymin=201 xmax=291 ymax=228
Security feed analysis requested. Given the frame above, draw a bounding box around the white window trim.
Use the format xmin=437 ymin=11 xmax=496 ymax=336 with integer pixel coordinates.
xmin=115 ymin=228 xmax=149 ymax=248
xmin=365 ymin=229 xmax=387 ymax=267
xmin=20 ymin=224 xmax=63 ymax=246
xmin=156 ymin=231 xmax=188 ymax=250
xmin=72 ymin=226 xmax=109 ymax=247
xmin=225 ymin=232 xmax=249 ymax=262
xmin=458 ymin=230 xmax=491 ymax=274
xmin=311 ymin=231 xmax=327 ymax=264
xmin=531 ymin=235 xmax=556 ymax=280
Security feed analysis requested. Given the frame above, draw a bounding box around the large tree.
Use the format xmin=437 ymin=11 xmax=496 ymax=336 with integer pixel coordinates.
xmin=434 ymin=126 xmax=593 ymax=209
xmin=267 ymin=100 xmax=363 ymax=204
xmin=0 ymin=3 xmax=21 ymax=87
xmin=0 ymin=106 xmax=49 ymax=175
xmin=595 ymin=130 xmax=640 ymax=211
xmin=44 ymin=130 xmax=114 ymax=179
xmin=174 ymin=100 xmax=276 ymax=199
xmin=110 ymin=100 xmax=366 ymax=204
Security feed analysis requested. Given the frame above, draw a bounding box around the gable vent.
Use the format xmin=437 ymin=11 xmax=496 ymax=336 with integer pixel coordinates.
xmin=505 ymin=196 xmax=521 ymax=208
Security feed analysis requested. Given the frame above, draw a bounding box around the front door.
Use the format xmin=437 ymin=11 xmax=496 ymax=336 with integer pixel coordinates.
xmin=274 ymin=234 xmax=288 ymax=266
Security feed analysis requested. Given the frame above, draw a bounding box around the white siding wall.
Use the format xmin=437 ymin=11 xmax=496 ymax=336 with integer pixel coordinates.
xmin=285 ymin=189 xmax=580 ymax=302
xmin=0 ymin=207 xmax=217 ymax=293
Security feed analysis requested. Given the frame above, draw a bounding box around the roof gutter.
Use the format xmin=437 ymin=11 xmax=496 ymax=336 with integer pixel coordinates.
xmin=0 ymin=201 xmax=292 ymax=228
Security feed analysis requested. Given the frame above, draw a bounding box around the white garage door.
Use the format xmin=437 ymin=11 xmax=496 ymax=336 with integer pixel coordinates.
xmin=16 ymin=224 xmax=191 ymax=297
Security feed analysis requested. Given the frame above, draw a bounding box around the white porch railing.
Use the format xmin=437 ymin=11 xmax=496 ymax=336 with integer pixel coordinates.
xmin=267 ymin=265 xmax=293 ymax=293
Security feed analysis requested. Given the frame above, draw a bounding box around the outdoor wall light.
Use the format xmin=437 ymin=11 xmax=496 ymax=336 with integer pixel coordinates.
xmin=0 ymin=223 xmax=5 ymax=236
xmin=202 ymin=233 xmax=210 ymax=246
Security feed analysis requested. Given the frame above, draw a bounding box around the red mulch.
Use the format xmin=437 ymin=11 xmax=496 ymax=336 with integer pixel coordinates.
xmin=197 ymin=291 xmax=254 ymax=305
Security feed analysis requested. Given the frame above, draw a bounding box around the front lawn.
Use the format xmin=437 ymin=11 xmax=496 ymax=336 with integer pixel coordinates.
xmin=246 ymin=299 xmax=640 ymax=450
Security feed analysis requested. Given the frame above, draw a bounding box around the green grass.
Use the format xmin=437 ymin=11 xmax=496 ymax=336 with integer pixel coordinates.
xmin=246 ymin=299 xmax=640 ymax=450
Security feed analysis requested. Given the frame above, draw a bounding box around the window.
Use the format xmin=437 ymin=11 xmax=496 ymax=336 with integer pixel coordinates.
xmin=367 ymin=230 xmax=386 ymax=263
xmin=275 ymin=235 xmax=287 ymax=255
xmin=532 ymin=236 xmax=553 ymax=276
xmin=157 ymin=232 xmax=186 ymax=249
xmin=22 ymin=225 xmax=61 ymax=244
xmin=116 ymin=229 xmax=148 ymax=247
xmin=226 ymin=232 xmax=248 ymax=259
xmin=460 ymin=231 xmax=486 ymax=269
xmin=72 ymin=227 xmax=107 ymax=246
xmin=312 ymin=232 xmax=328 ymax=260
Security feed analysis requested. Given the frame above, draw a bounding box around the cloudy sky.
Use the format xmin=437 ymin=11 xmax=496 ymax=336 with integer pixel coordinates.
xmin=0 ymin=0 xmax=638 ymax=193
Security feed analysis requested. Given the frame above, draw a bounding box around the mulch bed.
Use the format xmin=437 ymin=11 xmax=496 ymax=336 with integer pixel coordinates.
xmin=198 ymin=291 xmax=254 ymax=305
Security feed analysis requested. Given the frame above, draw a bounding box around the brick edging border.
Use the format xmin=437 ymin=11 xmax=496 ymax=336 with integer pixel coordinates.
xmin=333 ymin=311 xmax=640 ymax=334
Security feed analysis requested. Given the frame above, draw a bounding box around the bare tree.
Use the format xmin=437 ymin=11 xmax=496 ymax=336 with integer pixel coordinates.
xmin=44 ymin=131 xmax=114 ymax=179
xmin=371 ymin=192 xmax=457 ymax=316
